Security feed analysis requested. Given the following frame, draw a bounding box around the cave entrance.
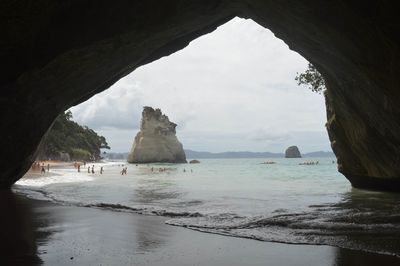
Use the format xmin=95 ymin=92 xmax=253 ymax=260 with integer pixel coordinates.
xmin=12 ymin=15 xmax=377 ymax=265
xmin=69 ymin=17 xmax=331 ymax=157
xmin=3 ymin=1 xmax=398 ymax=192
xmin=5 ymin=3 xmax=400 ymax=263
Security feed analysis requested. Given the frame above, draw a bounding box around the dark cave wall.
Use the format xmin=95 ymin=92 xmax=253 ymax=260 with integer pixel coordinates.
xmin=1 ymin=0 xmax=399 ymax=190
xmin=0 ymin=0 xmax=236 ymax=187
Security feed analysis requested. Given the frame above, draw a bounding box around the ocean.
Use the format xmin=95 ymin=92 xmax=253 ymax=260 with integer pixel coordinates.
xmin=14 ymin=158 xmax=400 ymax=257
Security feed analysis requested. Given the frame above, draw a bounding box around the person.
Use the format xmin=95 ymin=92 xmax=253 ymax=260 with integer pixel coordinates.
xmin=41 ymin=165 xmax=46 ymax=174
xmin=77 ymin=163 xmax=80 ymax=172
xmin=47 ymin=164 xmax=50 ymax=172
xmin=33 ymin=162 xmax=37 ymax=170
xmin=120 ymin=167 xmax=127 ymax=175
xmin=91 ymin=165 xmax=95 ymax=174
xmin=183 ymin=168 xmax=186 ymax=173
xmin=87 ymin=166 xmax=90 ymax=173
xmin=100 ymin=166 xmax=103 ymax=174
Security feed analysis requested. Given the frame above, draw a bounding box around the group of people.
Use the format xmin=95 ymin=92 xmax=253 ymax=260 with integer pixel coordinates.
xmin=31 ymin=161 xmax=49 ymax=174
xmin=261 ymin=161 xmax=276 ymax=164
xmin=32 ymin=160 xmax=129 ymax=176
xmin=87 ymin=165 xmax=104 ymax=174
xmin=151 ymin=167 xmax=174 ymax=172
xmin=151 ymin=167 xmax=167 ymax=172
xmin=32 ymin=161 xmax=198 ymax=177
xmin=74 ymin=162 xmax=126 ymax=175
xmin=149 ymin=166 xmax=193 ymax=173
xmin=299 ymin=161 xmax=319 ymax=165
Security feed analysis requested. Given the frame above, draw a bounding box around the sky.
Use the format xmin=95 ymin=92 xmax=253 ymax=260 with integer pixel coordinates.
xmin=70 ymin=17 xmax=331 ymax=153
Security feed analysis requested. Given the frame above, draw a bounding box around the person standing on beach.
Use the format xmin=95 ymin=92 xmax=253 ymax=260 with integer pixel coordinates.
xmin=91 ymin=165 xmax=95 ymax=174
xmin=77 ymin=163 xmax=80 ymax=172
xmin=41 ymin=165 xmax=46 ymax=174
xmin=100 ymin=166 xmax=103 ymax=174
xmin=88 ymin=166 xmax=90 ymax=173
xmin=120 ymin=167 xmax=127 ymax=175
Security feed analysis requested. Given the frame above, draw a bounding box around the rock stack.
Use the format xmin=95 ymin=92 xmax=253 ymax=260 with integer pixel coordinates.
xmin=127 ymin=107 xmax=187 ymax=163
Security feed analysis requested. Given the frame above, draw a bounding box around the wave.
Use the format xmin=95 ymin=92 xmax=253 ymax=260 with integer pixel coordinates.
xmin=83 ymin=202 xmax=204 ymax=217
xmin=165 ymin=207 xmax=400 ymax=257
xmin=16 ymin=170 xmax=94 ymax=187
xmin=13 ymin=186 xmax=205 ymax=218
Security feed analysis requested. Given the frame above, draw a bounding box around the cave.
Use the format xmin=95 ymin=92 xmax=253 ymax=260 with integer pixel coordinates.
xmin=1 ymin=1 xmax=399 ymax=191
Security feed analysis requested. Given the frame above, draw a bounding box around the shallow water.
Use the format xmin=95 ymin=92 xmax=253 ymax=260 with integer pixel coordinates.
xmin=14 ymin=158 xmax=400 ymax=256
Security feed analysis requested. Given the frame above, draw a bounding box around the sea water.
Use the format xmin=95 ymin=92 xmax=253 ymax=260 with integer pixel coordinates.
xmin=14 ymin=158 xmax=400 ymax=256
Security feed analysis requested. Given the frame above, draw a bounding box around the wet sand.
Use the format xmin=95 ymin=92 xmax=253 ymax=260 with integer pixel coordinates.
xmin=1 ymin=190 xmax=400 ymax=266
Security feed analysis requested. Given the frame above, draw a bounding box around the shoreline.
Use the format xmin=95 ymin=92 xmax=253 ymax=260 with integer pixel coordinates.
xmin=10 ymin=160 xmax=400 ymax=265
xmin=2 ymin=189 xmax=400 ymax=265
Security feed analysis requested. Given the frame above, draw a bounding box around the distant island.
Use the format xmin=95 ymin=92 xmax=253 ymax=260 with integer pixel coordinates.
xmin=104 ymin=150 xmax=335 ymax=160
xmin=285 ymin=146 xmax=302 ymax=158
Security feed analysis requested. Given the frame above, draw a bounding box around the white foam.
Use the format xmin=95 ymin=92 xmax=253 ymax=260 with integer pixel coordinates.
xmin=16 ymin=169 xmax=94 ymax=187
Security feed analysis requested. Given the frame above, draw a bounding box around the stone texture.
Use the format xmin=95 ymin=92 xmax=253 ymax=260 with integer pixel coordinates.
xmin=127 ymin=107 xmax=186 ymax=163
xmin=285 ymin=146 xmax=302 ymax=158
xmin=1 ymin=1 xmax=400 ymax=191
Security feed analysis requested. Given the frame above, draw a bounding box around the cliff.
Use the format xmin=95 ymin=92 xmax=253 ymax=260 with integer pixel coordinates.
xmin=127 ymin=107 xmax=186 ymax=163
xmin=37 ymin=111 xmax=109 ymax=161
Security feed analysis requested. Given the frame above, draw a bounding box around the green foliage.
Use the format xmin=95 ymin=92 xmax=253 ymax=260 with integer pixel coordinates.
xmin=37 ymin=111 xmax=110 ymax=161
xmin=70 ymin=148 xmax=92 ymax=161
xmin=295 ymin=63 xmax=326 ymax=94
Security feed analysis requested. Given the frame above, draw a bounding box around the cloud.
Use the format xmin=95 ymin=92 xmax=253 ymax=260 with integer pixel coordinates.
xmin=70 ymin=17 xmax=331 ymax=153
xmin=70 ymin=81 xmax=144 ymax=130
xmin=249 ymin=128 xmax=290 ymax=142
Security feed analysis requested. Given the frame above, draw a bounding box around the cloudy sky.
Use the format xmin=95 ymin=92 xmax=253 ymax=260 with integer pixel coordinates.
xmin=70 ymin=17 xmax=331 ymax=153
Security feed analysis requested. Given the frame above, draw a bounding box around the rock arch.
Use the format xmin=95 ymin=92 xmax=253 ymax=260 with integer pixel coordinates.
xmin=1 ymin=1 xmax=399 ymax=190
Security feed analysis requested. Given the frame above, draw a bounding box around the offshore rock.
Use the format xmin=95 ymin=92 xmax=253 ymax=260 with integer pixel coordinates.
xmin=128 ymin=107 xmax=186 ymax=163
xmin=285 ymin=146 xmax=302 ymax=158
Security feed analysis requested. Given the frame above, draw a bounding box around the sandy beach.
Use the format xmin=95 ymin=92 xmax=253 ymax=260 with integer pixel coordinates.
xmin=1 ymin=189 xmax=400 ymax=266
